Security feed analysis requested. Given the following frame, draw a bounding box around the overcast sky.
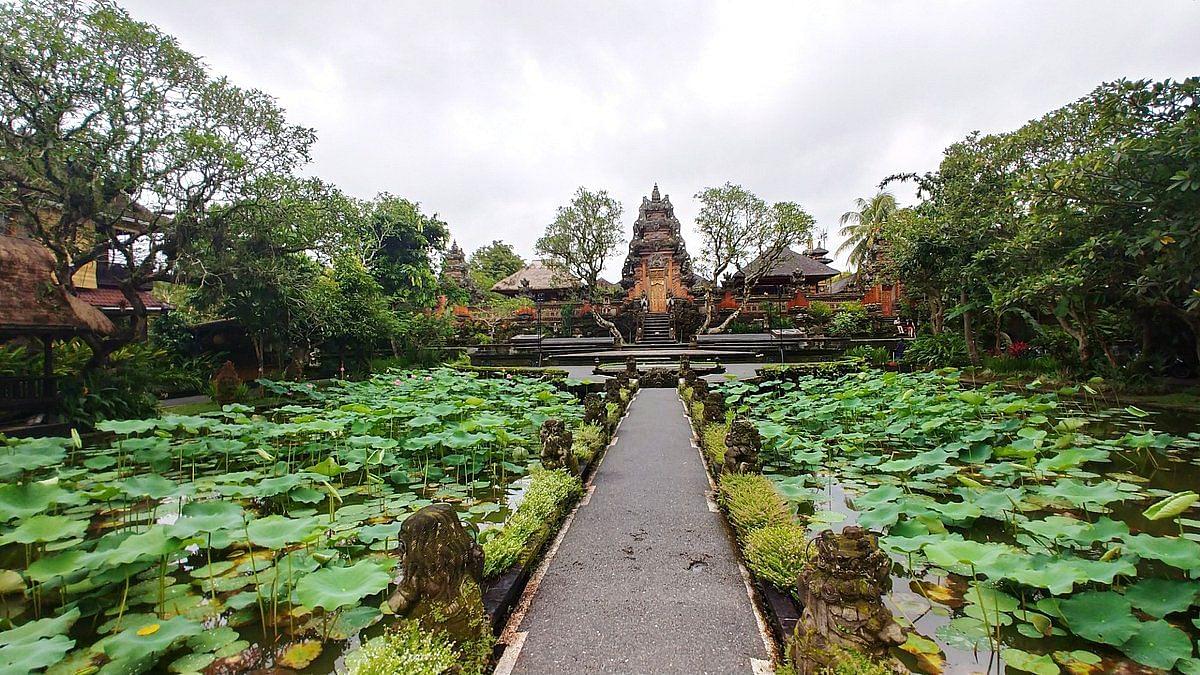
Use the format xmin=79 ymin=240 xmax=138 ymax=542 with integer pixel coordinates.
xmin=119 ymin=0 xmax=1200 ymax=277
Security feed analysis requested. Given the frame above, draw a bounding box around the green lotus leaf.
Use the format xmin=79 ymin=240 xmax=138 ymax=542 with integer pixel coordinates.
xmin=0 ymin=514 xmax=87 ymax=545
xmin=358 ymin=522 xmax=403 ymax=544
xmin=922 ymin=538 xmax=1017 ymax=573
xmin=25 ymin=549 xmax=92 ymax=584
xmin=118 ymin=474 xmax=184 ymax=500
xmin=289 ymin=486 xmax=325 ymax=504
xmin=1036 ymin=479 xmax=1127 ymax=508
xmin=1058 ymin=591 xmax=1140 ymax=646
xmin=172 ymin=500 xmax=246 ymax=538
xmin=325 ymin=605 xmax=383 ymax=640
xmin=246 ymin=515 xmax=323 ymax=549
xmin=1118 ymin=618 xmax=1193 ymax=670
xmin=1143 ymin=491 xmax=1198 ymax=521
xmin=0 ymin=633 xmax=75 ymax=673
xmin=188 ymin=560 xmax=235 ymax=580
xmin=0 ymin=606 xmax=80 ymax=644
xmin=96 ymin=419 xmax=157 ymax=435
xmin=1123 ymin=578 xmax=1200 ymax=618
xmin=0 ymin=483 xmax=84 ymax=521
xmin=305 ymin=456 xmax=344 ymax=477
xmin=0 ymin=442 xmax=66 ymax=480
xmin=103 ymin=616 xmax=203 ymax=663
xmin=185 ymin=625 xmax=239 ymax=653
xmin=295 ymin=560 xmax=390 ymax=611
xmin=1122 ymin=533 xmax=1200 ymax=572
xmin=1002 ymin=648 xmax=1060 ymax=675
xmin=168 ymin=651 xmax=216 ymax=673
xmin=103 ymin=527 xmax=185 ymax=566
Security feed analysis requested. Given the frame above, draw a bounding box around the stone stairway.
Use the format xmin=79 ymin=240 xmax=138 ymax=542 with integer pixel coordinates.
xmin=640 ymin=312 xmax=673 ymax=345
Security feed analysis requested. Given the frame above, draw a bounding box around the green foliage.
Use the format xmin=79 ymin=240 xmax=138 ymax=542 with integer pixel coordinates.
xmin=536 ymin=186 xmax=625 ymax=292
xmin=482 ymin=469 xmax=582 ymax=578
xmin=702 ymin=423 xmax=728 ymax=467
xmin=903 ymin=331 xmax=968 ymax=367
xmin=345 ymin=620 xmax=463 ymax=675
xmin=806 ymin=301 xmax=834 ymax=320
xmin=743 ymin=524 xmax=808 ymax=592
xmin=717 ymin=472 xmax=791 ymax=537
xmin=981 ymin=354 xmax=1063 ymax=377
xmin=826 ymin=309 xmax=872 ymax=337
xmin=572 ymin=423 xmax=605 ymax=465
xmin=844 ymin=345 xmax=891 ymax=366
xmin=468 ymin=240 xmax=525 ymax=290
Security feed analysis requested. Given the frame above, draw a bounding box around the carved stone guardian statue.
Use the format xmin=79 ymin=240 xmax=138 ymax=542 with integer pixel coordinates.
xmin=789 ymin=526 xmax=904 ymax=673
xmin=387 ymin=504 xmax=487 ymax=641
xmin=625 ymin=356 xmax=638 ymax=379
xmin=540 ymin=418 xmax=578 ymax=474
xmin=723 ymin=418 xmax=761 ymax=474
xmin=702 ymin=391 xmax=725 ymax=424
xmin=583 ymin=392 xmax=608 ymax=431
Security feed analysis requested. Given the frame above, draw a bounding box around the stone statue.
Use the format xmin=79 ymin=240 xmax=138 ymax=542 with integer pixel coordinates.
xmin=211 ymin=360 xmax=242 ymax=405
xmin=604 ymin=376 xmax=623 ymax=403
xmin=703 ymin=391 xmax=725 ymax=424
xmin=690 ymin=377 xmax=709 ymax=400
xmin=387 ymin=504 xmax=487 ymax=641
xmin=723 ymin=418 xmax=761 ymax=474
xmin=679 ymin=355 xmax=692 ymax=382
xmin=625 ymin=356 xmax=638 ymax=379
xmin=583 ymin=392 xmax=607 ymax=430
xmin=540 ymin=418 xmax=578 ymax=474
xmin=789 ymin=526 xmax=904 ymax=673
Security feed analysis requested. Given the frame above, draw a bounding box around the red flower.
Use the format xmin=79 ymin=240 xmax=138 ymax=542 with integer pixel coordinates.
xmin=1007 ymin=341 xmax=1030 ymax=358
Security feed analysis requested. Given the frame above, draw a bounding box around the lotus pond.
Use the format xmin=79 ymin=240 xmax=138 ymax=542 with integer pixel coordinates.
xmin=722 ymin=369 xmax=1200 ymax=674
xmin=0 ymin=368 xmax=582 ymax=674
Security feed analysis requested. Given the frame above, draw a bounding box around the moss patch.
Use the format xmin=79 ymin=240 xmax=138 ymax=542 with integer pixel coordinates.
xmin=717 ymin=472 xmax=791 ymax=537
xmin=744 ymin=524 xmax=808 ymax=593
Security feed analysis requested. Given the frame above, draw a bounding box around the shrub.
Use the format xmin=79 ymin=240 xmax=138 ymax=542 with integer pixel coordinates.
xmin=806 ymin=301 xmax=834 ymax=320
xmin=827 ymin=310 xmax=871 ymax=337
xmin=1007 ymin=340 xmax=1030 ymax=359
xmin=346 ymin=619 xmax=489 ymax=675
xmin=717 ymin=472 xmax=791 ymax=537
xmin=482 ymin=468 xmax=582 ymax=577
xmin=903 ymin=331 xmax=968 ymax=367
xmin=843 ymin=345 xmax=890 ymax=366
xmin=744 ymin=524 xmax=808 ymax=592
xmin=606 ymin=401 xmax=621 ymax=427
xmin=702 ymin=423 xmax=728 ymax=467
xmin=572 ymin=423 xmax=605 ymax=464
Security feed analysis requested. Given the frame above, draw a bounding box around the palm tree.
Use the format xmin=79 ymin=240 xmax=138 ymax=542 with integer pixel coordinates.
xmin=837 ymin=191 xmax=898 ymax=272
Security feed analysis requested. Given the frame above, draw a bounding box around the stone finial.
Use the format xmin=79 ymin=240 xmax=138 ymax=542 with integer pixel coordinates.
xmin=702 ymin=391 xmax=725 ymax=424
xmin=540 ymin=418 xmax=578 ymax=474
xmin=583 ymin=392 xmax=607 ymax=429
xmin=651 ymin=183 xmax=661 ymax=201
xmin=387 ymin=504 xmax=487 ymax=640
xmin=723 ymin=418 xmax=761 ymax=474
xmin=790 ymin=526 xmax=904 ymax=673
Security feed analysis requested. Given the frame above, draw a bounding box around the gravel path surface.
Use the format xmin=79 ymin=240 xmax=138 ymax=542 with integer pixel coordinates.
xmin=507 ymin=388 xmax=768 ymax=674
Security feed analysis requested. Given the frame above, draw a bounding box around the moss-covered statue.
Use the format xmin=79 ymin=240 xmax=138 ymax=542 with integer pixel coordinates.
xmin=624 ymin=356 xmax=638 ymax=379
xmin=690 ymin=376 xmax=709 ymax=400
xmin=702 ymin=391 xmax=725 ymax=424
xmin=540 ymin=418 xmax=579 ymax=474
xmin=604 ymin=376 xmax=624 ymax=407
xmin=211 ymin=360 xmax=241 ymax=405
xmin=788 ymin=526 xmax=904 ymax=674
xmin=387 ymin=504 xmax=488 ymax=645
xmin=583 ymin=392 xmax=608 ymax=431
xmin=679 ymin=355 xmax=692 ymax=383
xmin=723 ymin=418 xmax=761 ymax=474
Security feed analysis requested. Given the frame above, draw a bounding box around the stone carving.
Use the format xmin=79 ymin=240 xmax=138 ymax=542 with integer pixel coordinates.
xmin=387 ymin=504 xmax=487 ymax=641
xmin=703 ymin=391 xmax=725 ymax=424
xmin=540 ymin=418 xmax=578 ymax=474
xmin=625 ymin=356 xmax=638 ymax=379
xmin=583 ymin=392 xmax=607 ymax=430
xmin=211 ymin=360 xmax=242 ymax=405
xmin=636 ymin=367 xmax=678 ymax=388
xmin=605 ymin=376 xmax=623 ymax=402
xmin=690 ymin=377 xmax=709 ymax=400
xmin=723 ymin=418 xmax=761 ymax=474
xmin=789 ymin=526 xmax=904 ymax=673
xmin=679 ymin=355 xmax=692 ymax=382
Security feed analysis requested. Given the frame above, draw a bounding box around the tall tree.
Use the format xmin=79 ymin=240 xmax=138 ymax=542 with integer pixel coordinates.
xmin=468 ymin=240 xmax=525 ymax=290
xmin=837 ymin=191 xmax=898 ymax=273
xmin=693 ymin=183 xmax=814 ymax=333
xmin=536 ymin=186 xmax=626 ymax=342
xmin=0 ymin=0 xmax=314 ymax=367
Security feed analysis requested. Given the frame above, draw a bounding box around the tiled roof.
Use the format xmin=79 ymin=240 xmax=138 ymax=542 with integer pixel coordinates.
xmin=75 ymin=287 xmax=171 ymax=312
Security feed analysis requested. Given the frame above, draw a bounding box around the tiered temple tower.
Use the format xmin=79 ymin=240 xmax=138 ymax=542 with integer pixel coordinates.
xmin=619 ymin=184 xmax=696 ymax=313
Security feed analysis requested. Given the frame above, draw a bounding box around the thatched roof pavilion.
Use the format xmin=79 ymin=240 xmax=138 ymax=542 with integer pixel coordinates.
xmin=491 ymin=261 xmax=580 ymax=300
xmin=0 ymin=234 xmax=114 ymax=337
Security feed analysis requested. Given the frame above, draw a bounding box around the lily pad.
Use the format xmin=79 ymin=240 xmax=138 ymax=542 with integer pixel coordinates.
xmin=295 ymin=560 xmax=390 ymax=611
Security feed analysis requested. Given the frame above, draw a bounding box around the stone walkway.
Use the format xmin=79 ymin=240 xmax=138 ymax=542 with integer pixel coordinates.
xmin=503 ymin=388 xmax=769 ymax=674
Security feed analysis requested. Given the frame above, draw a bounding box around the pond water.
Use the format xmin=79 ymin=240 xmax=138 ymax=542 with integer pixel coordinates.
xmin=726 ymin=370 xmax=1200 ymax=674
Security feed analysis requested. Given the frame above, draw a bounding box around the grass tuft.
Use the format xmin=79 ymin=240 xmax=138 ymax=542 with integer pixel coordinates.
xmin=717 ymin=472 xmax=791 ymax=537
xmin=482 ymin=469 xmax=582 ymax=578
xmin=744 ymin=524 xmax=808 ymax=592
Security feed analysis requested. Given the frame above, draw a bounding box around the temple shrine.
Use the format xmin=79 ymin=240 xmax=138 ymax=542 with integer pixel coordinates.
xmin=619 ymin=184 xmax=696 ymax=313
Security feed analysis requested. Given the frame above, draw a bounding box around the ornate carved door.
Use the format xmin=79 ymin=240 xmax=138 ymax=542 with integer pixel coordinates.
xmin=648 ymin=269 xmax=667 ymax=313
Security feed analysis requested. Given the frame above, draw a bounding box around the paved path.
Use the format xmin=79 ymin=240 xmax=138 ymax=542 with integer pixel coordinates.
xmin=506 ymin=388 xmax=769 ymax=674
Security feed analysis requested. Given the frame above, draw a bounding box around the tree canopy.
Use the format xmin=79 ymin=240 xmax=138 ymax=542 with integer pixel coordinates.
xmin=535 ymin=187 xmax=624 ymax=293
